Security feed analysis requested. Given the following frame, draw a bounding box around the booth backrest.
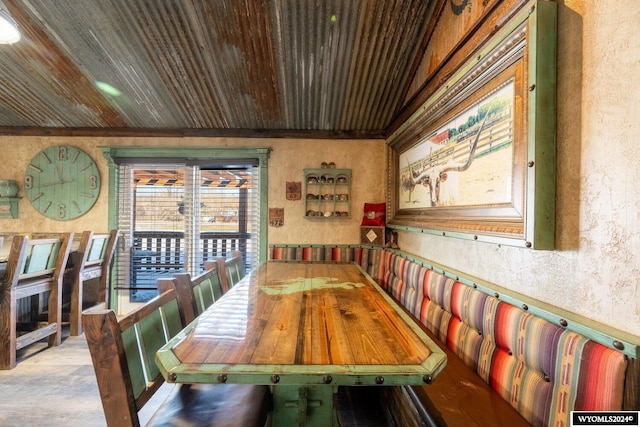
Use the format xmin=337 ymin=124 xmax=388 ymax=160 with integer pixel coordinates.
xmin=68 ymin=229 xmax=119 ymax=336
xmin=1 ymin=233 xmax=73 ymax=370
xmin=376 ymin=250 xmax=633 ymax=426
xmin=224 ymin=251 xmax=246 ymax=288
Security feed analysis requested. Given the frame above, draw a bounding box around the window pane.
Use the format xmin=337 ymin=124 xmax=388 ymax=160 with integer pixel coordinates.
xmin=114 ymin=160 xmax=260 ymax=309
xmin=200 ymin=169 xmax=252 ymax=268
xmin=132 ymin=168 xmax=185 ymax=302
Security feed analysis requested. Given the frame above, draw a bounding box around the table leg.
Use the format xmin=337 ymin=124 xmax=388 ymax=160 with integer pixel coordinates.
xmin=272 ymin=385 xmax=338 ymax=427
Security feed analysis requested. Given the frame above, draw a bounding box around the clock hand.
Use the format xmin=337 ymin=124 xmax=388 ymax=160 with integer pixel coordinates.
xmin=55 ymin=163 xmax=64 ymax=183
xmin=38 ymin=179 xmax=73 ymax=188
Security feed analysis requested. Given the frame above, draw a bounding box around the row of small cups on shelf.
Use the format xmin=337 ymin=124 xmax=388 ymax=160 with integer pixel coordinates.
xmin=306 ymin=193 xmax=348 ymax=201
xmin=306 ymin=210 xmax=349 ymax=217
xmin=307 ymin=175 xmax=348 ymax=184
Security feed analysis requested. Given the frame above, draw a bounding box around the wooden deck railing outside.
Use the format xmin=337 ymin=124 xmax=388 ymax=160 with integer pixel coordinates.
xmin=126 ymin=231 xmax=250 ymax=300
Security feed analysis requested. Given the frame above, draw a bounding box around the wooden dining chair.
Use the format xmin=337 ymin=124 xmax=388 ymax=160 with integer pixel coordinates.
xmin=157 ymin=260 xmax=225 ymax=324
xmin=0 ymin=233 xmax=73 ymax=370
xmin=68 ymin=230 xmax=119 ymax=336
xmin=84 ymin=283 xmax=271 ymax=427
xmin=224 ymin=250 xmax=245 ymax=288
xmin=211 ymin=256 xmax=232 ymax=294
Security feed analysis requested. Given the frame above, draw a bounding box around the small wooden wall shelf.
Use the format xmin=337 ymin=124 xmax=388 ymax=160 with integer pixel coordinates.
xmin=304 ymin=168 xmax=351 ymax=219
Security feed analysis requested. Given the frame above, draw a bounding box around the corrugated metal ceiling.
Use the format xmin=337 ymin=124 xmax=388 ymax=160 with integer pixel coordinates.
xmin=0 ymin=0 xmax=437 ymax=136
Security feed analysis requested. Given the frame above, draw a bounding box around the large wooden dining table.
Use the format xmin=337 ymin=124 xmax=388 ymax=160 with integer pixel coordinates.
xmin=156 ymin=261 xmax=447 ymax=426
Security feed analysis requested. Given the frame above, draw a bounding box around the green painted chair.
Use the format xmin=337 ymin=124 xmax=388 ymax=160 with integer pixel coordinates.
xmin=157 ymin=260 xmax=225 ymax=323
xmin=68 ymin=229 xmax=119 ymax=336
xmin=0 ymin=233 xmax=73 ymax=370
xmin=224 ymin=250 xmax=245 ymax=288
xmin=84 ymin=280 xmax=271 ymax=427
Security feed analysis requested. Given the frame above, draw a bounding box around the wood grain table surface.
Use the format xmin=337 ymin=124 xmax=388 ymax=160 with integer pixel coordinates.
xmin=156 ymin=261 xmax=447 ymax=426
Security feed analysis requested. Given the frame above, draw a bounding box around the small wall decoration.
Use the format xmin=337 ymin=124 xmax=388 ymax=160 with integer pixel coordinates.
xmin=286 ymin=182 xmax=301 ymax=201
xmin=385 ymin=229 xmax=399 ymax=249
xmin=269 ymin=207 xmax=284 ymax=227
xmin=387 ymin=2 xmax=556 ymax=249
xmin=361 ymin=202 xmax=386 ymax=227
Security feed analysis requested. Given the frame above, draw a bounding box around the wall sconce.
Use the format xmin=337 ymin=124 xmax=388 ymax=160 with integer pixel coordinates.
xmin=0 ymin=1 xmax=20 ymax=44
xmin=0 ymin=179 xmax=18 ymax=197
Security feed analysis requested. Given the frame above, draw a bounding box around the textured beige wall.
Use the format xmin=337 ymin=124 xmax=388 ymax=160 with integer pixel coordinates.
xmin=0 ymin=137 xmax=385 ymax=245
xmin=396 ymin=1 xmax=640 ymax=336
xmin=266 ymin=139 xmax=386 ymax=243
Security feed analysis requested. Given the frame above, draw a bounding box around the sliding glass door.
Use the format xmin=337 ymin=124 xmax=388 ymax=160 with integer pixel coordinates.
xmin=102 ymin=146 xmax=269 ymax=314
xmin=129 ymin=166 xmax=186 ymax=302
xmin=114 ymin=163 xmax=259 ymax=305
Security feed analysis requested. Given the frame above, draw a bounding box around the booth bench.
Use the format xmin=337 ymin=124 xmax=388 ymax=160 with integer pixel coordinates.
xmin=270 ymin=244 xmax=640 ymax=427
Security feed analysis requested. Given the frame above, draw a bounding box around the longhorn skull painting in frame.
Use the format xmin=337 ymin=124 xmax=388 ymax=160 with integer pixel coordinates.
xmin=399 ymin=80 xmax=514 ymax=210
xmin=387 ymin=1 xmax=556 ymax=249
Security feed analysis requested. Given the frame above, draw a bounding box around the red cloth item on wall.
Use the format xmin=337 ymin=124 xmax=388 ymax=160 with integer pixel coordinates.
xmin=362 ymin=202 xmax=386 ymax=226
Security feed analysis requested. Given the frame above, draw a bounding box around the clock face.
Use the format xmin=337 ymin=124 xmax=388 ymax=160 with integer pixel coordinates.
xmin=25 ymin=145 xmax=101 ymax=220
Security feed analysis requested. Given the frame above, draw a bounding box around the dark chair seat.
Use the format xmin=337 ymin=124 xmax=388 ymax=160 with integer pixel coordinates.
xmin=148 ymin=383 xmax=271 ymax=427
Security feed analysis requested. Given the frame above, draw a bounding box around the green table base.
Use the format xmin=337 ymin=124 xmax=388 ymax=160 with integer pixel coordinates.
xmin=271 ymin=385 xmax=339 ymax=427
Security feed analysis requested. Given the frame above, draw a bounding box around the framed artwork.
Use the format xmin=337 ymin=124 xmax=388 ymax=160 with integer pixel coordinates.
xmin=387 ymin=1 xmax=556 ymax=249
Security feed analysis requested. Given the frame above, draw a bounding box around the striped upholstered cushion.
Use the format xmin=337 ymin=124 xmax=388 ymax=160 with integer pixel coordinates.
xmin=301 ymin=246 xmax=326 ymax=261
xmin=486 ymin=300 xmax=627 ymax=427
xmin=356 ymin=247 xmax=383 ymax=280
xmin=419 ymin=270 xmax=455 ymax=343
xmin=547 ymin=334 xmax=626 ymax=426
xmin=379 ymin=251 xmax=392 ymax=285
xmin=486 ymin=301 xmax=559 ymax=425
xmin=270 ymin=245 xmax=297 ymax=261
xmin=377 ymin=253 xmax=628 ymax=427
xmin=397 ymin=261 xmax=426 ymax=316
xmin=269 ymin=245 xmax=359 ymax=262
xmin=446 ymin=282 xmax=489 ymax=371
xmin=386 ymin=254 xmax=407 ymax=299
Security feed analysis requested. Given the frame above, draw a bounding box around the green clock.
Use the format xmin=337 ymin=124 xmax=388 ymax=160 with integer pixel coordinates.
xmin=25 ymin=145 xmax=101 ymax=220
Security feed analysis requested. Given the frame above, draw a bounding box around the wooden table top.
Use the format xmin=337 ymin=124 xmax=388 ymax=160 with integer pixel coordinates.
xmin=156 ymin=262 xmax=447 ymax=386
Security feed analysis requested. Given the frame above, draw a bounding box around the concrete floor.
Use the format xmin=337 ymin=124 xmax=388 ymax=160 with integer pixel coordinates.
xmin=0 ymin=326 xmax=172 ymax=427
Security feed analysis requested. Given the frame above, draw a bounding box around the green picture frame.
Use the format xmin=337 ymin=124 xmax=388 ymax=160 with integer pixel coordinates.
xmin=387 ymin=1 xmax=556 ymax=249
